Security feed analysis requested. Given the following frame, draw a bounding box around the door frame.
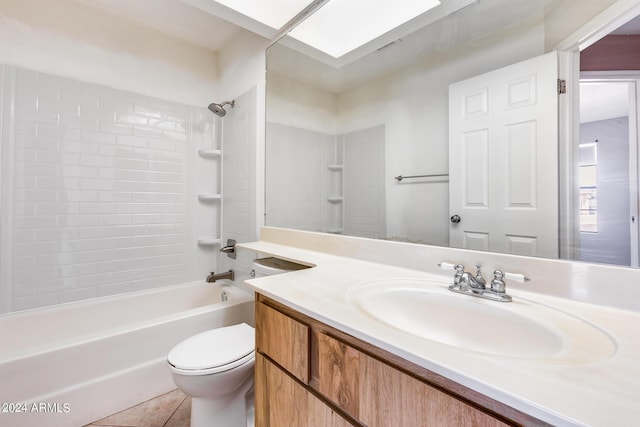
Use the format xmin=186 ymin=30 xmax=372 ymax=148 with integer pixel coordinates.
xmin=555 ymin=0 xmax=640 ymax=264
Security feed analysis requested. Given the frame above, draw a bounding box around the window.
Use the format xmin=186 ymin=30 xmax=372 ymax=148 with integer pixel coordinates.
xmin=579 ymin=143 xmax=598 ymax=233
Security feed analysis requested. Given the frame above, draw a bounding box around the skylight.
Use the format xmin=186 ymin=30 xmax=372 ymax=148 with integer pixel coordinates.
xmin=288 ymin=0 xmax=441 ymax=58
xmin=214 ymin=0 xmax=313 ymax=30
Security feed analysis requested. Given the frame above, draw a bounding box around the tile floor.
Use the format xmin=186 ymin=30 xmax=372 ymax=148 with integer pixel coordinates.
xmin=85 ymin=389 xmax=190 ymax=427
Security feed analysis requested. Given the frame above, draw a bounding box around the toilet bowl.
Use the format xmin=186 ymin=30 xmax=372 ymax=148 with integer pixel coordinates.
xmin=168 ymin=258 xmax=307 ymax=426
xmin=167 ymin=323 xmax=255 ymax=427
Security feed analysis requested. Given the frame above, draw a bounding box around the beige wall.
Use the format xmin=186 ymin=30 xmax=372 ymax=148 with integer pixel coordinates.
xmin=0 ymin=0 xmax=219 ymax=105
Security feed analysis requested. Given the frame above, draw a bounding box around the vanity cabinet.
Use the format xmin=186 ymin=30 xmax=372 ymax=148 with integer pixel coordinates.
xmin=255 ymin=294 xmax=548 ymax=427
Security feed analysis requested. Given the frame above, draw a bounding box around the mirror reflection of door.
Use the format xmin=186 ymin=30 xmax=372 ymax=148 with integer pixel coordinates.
xmin=448 ymin=52 xmax=559 ymax=258
xmin=578 ymin=14 xmax=640 ymax=267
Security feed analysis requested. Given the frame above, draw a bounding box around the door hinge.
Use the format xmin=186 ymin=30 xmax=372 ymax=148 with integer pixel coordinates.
xmin=557 ymin=79 xmax=567 ymax=95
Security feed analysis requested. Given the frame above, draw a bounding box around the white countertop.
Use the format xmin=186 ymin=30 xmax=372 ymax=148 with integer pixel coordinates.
xmin=239 ymin=239 xmax=640 ymax=427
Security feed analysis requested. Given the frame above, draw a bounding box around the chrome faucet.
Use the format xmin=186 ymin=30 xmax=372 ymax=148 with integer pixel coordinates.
xmin=439 ymin=263 xmax=530 ymax=302
xmin=206 ymin=270 xmax=235 ymax=283
xmin=219 ymin=239 xmax=237 ymax=259
xmin=458 ymin=265 xmax=486 ymax=292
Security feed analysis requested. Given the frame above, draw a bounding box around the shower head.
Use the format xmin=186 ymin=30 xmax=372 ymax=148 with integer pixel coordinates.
xmin=207 ymin=100 xmax=235 ymax=117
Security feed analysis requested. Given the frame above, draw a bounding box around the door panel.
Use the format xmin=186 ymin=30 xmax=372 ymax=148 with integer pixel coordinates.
xmin=449 ymin=52 xmax=559 ymax=258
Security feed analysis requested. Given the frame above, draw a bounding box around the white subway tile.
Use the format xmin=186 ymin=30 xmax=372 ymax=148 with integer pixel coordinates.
xmin=7 ymin=66 xmax=211 ymax=311
xmin=39 ymin=73 xmax=82 ymax=93
xmin=14 ymin=176 xmax=37 ymax=189
xmin=35 ymin=253 xmax=76 ymax=267
xmin=61 ymin=91 xmax=98 ymax=107
xmin=76 ymin=272 xmax=116 ymax=288
xmin=58 ymin=262 xmax=97 ymax=278
xmin=97 ymin=98 xmax=134 ymax=114
xmin=75 ymin=249 xmax=116 ymax=264
xmin=134 ymin=127 xmax=163 ymax=139
xmin=35 ymin=203 xmax=79 ymax=216
xmin=18 ymin=135 xmax=58 ymax=150
xmin=38 ymin=97 xmax=78 ymax=116
xmin=117 ymin=113 xmax=148 ymax=126
xmin=134 ymin=105 xmax=162 ymax=118
xmin=13 ymin=293 xmax=58 ymax=312
xmin=36 ymin=176 xmax=80 ymax=190
xmin=59 ymin=287 xmax=98 ymax=303
xmin=115 ymin=268 xmax=148 ymax=282
xmin=98 ymin=121 xmax=133 ymax=136
xmin=117 ymin=135 xmax=147 ymax=148
xmin=18 ymin=162 xmax=59 ymax=177
xmin=14 ymin=189 xmax=58 ymax=203
xmin=59 ymin=165 xmax=98 ymax=178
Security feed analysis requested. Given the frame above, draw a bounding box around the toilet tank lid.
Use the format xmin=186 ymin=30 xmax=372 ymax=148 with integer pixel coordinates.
xmin=252 ymin=257 xmax=309 ymax=275
xmin=167 ymin=323 xmax=254 ymax=370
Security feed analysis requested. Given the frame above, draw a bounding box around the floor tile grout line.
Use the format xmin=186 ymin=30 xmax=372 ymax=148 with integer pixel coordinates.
xmin=163 ymin=395 xmax=188 ymax=427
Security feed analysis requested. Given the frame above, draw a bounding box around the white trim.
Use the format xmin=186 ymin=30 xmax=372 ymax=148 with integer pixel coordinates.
xmin=0 ymin=65 xmax=16 ymax=314
xmin=581 ymin=70 xmax=640 ymax=80
xmin=628 ymin=81 xmax=639 ymax=267
xmin=555 ymin=0 xmax=640 ymax=52
xmin=558 ymin=51 xmax=581 ymax=261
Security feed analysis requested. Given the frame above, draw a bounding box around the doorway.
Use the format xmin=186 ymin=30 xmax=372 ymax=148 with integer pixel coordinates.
xmin=578 ymin=79 xmax=639 ymax=266
xmin=557 ymin=1 xmax=640 ymax=267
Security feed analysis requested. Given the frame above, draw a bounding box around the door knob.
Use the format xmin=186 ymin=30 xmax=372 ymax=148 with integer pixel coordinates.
xmin=450 ymin=214 xmax=461 ymax=223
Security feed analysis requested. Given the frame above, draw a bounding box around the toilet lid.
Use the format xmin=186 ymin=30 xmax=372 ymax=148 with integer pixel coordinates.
xmin=168 ymin=323 xmax=255 ymax=371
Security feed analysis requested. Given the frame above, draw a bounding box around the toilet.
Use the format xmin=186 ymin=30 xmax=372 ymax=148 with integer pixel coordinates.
xmin=167 ymin=323 xmax=255 ymax=427
xmin=167 ymin=258 xmax=307 ymax=427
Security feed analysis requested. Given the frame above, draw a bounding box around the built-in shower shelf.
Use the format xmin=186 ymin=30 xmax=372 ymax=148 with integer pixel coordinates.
xmin=197 ymin=237 xmax=221 ymax=246
xmin=326 ymin=228 xmax=343 ymax=234
xmin=327 ymin=196 xmax=343 ymax=203
xmin=327 ymin=164 xmax=343 ymax=171
xmin=198 ymin=193 xmax=221 ymax=202
xmin=198 ymin=149 xmax=222 ymax=158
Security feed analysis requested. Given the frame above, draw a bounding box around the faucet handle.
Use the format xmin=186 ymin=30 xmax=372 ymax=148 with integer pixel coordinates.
xmin=474 ymin=265 xmax=486 ymax=286
xmin=474 ymin=264 xmax=484 ymax=277
xmin=503 ymin=271 xmax=531 ymax=283
xmin=438 ymin=262 xmax=457 ymax=270
xmin=491 ymin=270 xmax=530 ymax=294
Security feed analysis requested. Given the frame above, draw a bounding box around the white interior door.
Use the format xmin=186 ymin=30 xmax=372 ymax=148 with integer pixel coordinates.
xmin=449 ymin=52 xmax=559 ymax=258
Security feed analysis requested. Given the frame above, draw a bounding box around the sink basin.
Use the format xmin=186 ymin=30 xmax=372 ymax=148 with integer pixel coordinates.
xmin=347 ymin=279 xmax=616 ymax=363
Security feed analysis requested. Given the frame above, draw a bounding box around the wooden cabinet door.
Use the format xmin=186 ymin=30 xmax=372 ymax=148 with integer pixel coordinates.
xmin=256 ymin=300 xmax=309 ymax=383
xmin=316 ymin=332 xmax=509 ymax=427
xmin=255 ymin=353 xmax=353 ymax=427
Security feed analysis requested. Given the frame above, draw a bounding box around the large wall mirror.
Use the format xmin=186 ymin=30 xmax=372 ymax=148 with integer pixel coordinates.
xmin=265 ymin=0 xmax=640 ymax=268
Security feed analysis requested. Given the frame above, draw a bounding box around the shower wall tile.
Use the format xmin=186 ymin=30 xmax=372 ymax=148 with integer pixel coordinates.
xmin=2 ymin=64 xmax=211 ymax=312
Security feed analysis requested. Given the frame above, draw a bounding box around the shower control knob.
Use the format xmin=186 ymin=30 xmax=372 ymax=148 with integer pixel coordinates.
xmin=450 ymin=214 xmax=461 ymax=223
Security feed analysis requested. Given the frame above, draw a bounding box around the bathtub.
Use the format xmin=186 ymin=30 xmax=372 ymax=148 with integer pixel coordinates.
xmin=0 ymin=281 xmax=254 ymax=427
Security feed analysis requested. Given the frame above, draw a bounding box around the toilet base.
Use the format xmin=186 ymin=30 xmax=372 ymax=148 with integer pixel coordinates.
xmin=190 ymin=376 xmax=253 ymax=427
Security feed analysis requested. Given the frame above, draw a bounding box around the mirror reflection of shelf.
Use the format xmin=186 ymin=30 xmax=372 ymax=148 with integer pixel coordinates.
xmin=326 ymin=228 xmax=343 ymax=234
xmin=198 ymin=149 xmax=222 ymax=159
xmin=327 ymin=164 xmax=343 ymax=171
xmin=197 ymin=237 xmax=221 ymax=246
xmin=327 ymin=196 xmax=343 ymax=203
xmin=198 ymin=193 xmax=222 ymax=202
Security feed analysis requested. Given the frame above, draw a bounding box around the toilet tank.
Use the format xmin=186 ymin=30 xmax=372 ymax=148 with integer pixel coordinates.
xmin=251 ymin=257 xmax=309 ymax=278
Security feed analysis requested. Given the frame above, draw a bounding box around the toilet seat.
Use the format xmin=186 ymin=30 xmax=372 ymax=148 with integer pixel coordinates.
xmin=168 ymin=323 xmax=255 ymax=376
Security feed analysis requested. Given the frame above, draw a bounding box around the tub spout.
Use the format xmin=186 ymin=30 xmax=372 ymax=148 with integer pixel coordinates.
xmin=206 ymin=270 xmax=235 ymax=283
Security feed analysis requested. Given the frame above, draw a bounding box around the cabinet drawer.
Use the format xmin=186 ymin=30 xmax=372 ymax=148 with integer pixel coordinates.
xmin=255 ymin=353 xmax=352 ymax=427
xmin=315 ymin=332 xmax=509 ymax=427
xmin=256 ymin=300 xmax=309 ymax=383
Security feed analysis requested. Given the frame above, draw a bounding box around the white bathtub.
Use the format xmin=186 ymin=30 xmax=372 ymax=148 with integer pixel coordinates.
xmin=0 ymin=281 xmax=254 ymax=427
